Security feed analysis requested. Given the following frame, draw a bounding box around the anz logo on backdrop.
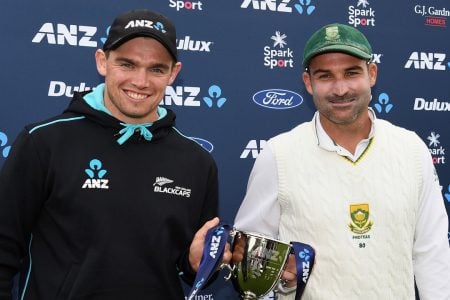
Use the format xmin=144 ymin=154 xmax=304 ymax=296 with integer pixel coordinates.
xmin=162 ymin=84 xmax=227 ymax=108
xmin=0 ymin=131 xmax=11 ymax=159
xmin=252 ymin=89 xmax=303 ymax=110
xmin=240 ymin=140 xmax=267 ymax=159
xmin=32 ymin=22 xmax=213 ymax=53
xmin=404 ymin=52 xmax=448 ymax=71
xmin=47 ymin=80 xmax=228 ymax=109
xmin=241 ymin=0 xmax=316 ymax=15
xmin=32 ymin=23 xmax=98 ymax=47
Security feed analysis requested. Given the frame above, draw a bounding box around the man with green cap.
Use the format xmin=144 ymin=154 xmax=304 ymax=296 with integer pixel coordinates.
xmin=234 ymin=23 xmax=450 ymax=299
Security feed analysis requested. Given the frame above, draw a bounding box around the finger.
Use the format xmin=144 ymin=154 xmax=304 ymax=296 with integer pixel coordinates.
xmin=222 ymin=243 xmax=232 ymax=264
xmin=232 ymin=242 xmax=245 ymax=263
xmin=193 ymin=217 xmax=219 ymax=240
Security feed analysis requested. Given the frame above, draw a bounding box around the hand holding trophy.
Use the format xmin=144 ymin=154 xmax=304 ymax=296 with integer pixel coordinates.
xmin=186 ymin=224 xmax=315 ymax=300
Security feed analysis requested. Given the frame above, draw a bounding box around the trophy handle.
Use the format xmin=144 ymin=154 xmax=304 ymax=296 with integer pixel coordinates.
xmin=219 ymin=263 xmax=235 ymax=281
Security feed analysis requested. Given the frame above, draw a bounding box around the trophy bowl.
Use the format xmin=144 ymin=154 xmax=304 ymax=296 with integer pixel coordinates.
xmin=227 ymin=230 xmax=292 ymax=300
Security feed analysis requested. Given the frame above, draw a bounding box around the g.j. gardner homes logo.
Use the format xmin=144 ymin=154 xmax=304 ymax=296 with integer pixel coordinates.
xmin=349 ymin=204 xmax=373 ymax=234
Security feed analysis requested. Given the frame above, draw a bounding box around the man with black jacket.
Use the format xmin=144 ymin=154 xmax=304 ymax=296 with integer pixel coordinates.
xmin=0 ymin=9 xmax=229 ymax=299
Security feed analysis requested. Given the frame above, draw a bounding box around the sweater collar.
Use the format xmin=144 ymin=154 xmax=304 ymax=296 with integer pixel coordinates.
xmin=313 ymin=108 xmax=376 ymax=162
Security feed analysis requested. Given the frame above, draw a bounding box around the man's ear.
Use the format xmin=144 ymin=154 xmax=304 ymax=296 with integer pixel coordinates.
xmin=302 ymin=71 xmax=313 ymax=95
xmin=368 ymin=63 xmax=377 ymax=87
xmin=95 ymin=49 xmax=107 ymax=77
xmin=169 ymin=62 xmax=182 ymax=85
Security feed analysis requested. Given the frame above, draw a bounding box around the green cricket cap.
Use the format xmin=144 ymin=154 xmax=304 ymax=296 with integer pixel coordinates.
xmin=302 ymin=23 xmax=373 ymax=69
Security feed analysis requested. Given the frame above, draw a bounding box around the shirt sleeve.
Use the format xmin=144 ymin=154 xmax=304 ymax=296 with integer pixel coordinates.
xmin=234 ymin=144 xmax=280 ymax=238
xmin=413 ymin=142 xmax=450 ymax=300
xmin=0 ymin=130 xmax=45 ymax=299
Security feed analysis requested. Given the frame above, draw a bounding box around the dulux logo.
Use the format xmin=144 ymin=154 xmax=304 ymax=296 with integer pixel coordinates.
xmin=252 ymin=89 xmax=302 ymax=109
xmin=177 ymin=36 xmax=213 ymax=52
xmin=48 ymin=81 xmax=94 ymax=98
xmin=191 ymin=137 xmax=214 ymax=153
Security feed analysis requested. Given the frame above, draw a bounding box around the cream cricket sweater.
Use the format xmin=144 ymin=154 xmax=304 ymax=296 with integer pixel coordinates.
xmin=270 ymin=119 xmax=423 ymax=300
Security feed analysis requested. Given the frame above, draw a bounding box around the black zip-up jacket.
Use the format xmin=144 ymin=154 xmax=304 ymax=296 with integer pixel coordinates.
xmin=0 ymin=91 xmax=218 ymax=299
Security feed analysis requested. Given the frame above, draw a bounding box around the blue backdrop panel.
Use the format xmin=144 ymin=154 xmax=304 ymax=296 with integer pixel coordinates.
xmin=1 ymin=1 xmax=449 ymax=299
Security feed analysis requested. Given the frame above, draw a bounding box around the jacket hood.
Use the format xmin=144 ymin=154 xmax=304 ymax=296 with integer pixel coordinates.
xmin=64 ymin=85 xmax=176 ymax=145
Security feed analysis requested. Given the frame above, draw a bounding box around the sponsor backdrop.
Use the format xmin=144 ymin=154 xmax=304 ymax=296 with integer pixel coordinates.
xmin=1 ymin=0 xmax=449 ymax=299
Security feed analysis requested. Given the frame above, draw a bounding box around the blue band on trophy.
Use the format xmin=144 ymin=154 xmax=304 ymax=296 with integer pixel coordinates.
xmin=291 ymin=242 xmax=315 ymax=300
xmin=186 ymin=223 xmax=230 ymax=300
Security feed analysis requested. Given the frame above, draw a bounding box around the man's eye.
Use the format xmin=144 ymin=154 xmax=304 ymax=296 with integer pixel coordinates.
xmin=317 ymin=74 xmax=331 ymax=79
xmin=121 ymin=63 xmax=133 ymax=69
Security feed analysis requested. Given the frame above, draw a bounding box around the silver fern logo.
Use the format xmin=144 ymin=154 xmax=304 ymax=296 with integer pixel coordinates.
xmin=153 ymin=177 xmax=191 ymax=198
xmin=153 ymin=177 xmax=174 ymax=186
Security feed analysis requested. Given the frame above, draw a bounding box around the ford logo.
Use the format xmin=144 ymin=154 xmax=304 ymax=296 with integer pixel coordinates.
xmin=252 ymin=89 xmax=303 ymax=110
xmin=191 ymin=137 xmax=214 ymax=153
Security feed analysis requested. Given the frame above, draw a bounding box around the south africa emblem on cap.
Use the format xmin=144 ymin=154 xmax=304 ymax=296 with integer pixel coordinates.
xmin=349 ymin=203 xmax=373 ymax=234
xmin=325 ymin=26 xmax=340 ymax=41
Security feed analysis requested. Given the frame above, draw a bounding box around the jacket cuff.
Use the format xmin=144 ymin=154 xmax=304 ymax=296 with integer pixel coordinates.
xmin=176 ymin=249 xmax=197 ymax=286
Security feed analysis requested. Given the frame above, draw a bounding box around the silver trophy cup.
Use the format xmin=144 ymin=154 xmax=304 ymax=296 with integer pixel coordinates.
xmin=223 ymin=230 xmax=292 ymax=300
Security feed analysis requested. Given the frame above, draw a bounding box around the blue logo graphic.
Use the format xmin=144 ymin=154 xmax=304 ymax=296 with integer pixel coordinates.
xmin=295 ymin=0 xmax=316 ymax=15
xmin=253 ymin=89 xmax=303 ymax=110
xmin=373 ymin=92 xmax=393 ymax=113
xmin=85 ymin=159 xmax=107 ymax=179
xmin=299 ymin=248 xmax=311 ymax=262
xmin=444 ymin=184 xmax=450 ymax=202
xmin=153 ymin=22 xmax=167 ymax=33
xmin=0 ymin=131 xmax=11 ymax=158
xmin=191 ymin=137 xmax=214 ymax=153
xmin=203 ymin=85 xmax=227 ymax=108
xmin=100 ymin=26 xmax=110 ymax=45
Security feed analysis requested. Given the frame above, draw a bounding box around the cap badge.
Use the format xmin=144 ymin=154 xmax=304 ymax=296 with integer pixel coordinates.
xmin=124 ymin=20 xmax=167 ymax=33
xmin=325 ymin=26 xmax=340 ymax=41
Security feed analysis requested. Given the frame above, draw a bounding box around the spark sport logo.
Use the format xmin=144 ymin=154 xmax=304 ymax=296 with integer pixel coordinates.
xmin=169 ymin=0 xmax=203 ymax=11
xmin=426 ymin=132 xmax=446 ymax=165
xmin=264 ymin=31 xmax=294 ymax=69
xmin=348 ymin=0 xmax=376 ymax=27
